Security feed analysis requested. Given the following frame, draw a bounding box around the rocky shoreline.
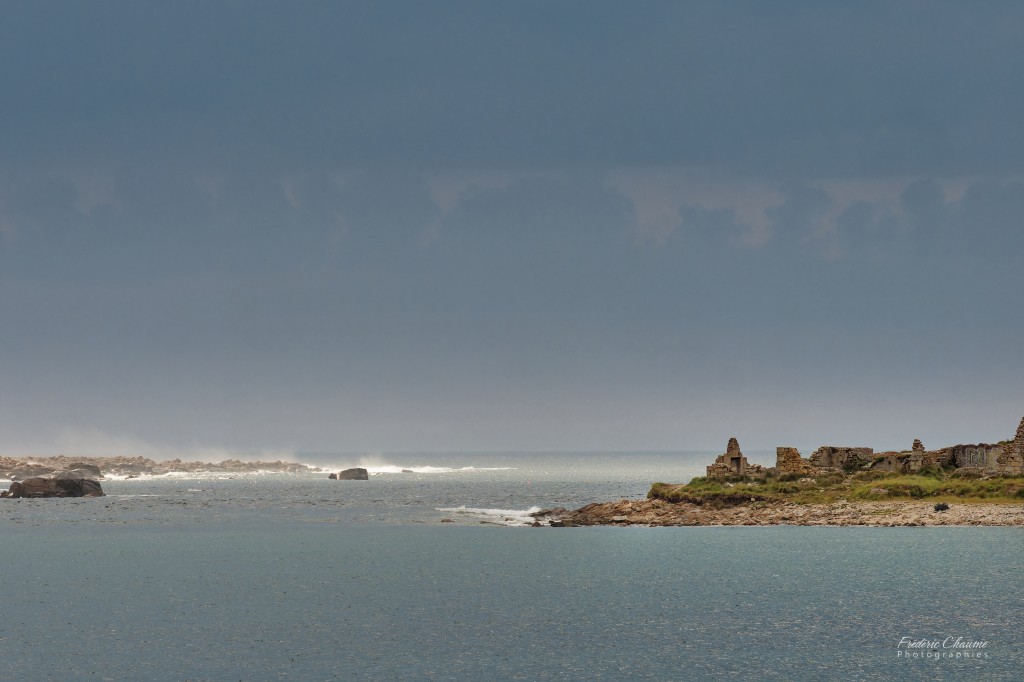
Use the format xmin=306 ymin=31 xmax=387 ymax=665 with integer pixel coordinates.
xmin=0 ymin=455 xmax=319 ymax=480
xmin=532 ymin=498 xmax=1024 ymax=527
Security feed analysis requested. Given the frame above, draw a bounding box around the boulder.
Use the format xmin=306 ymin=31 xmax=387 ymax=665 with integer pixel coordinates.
xmin=1 ymin=477 xmax=104 ymax=498
xmin=2 ymin=481 xmax=24 ymax=498
xmin=327 ymin=473 xmax=338 ymax=480
xmin=336 ymin=467 xmax=369 ymax=480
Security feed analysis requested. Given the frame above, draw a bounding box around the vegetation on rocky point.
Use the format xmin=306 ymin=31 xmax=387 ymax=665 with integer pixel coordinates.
xmin=650 ymin=470 xmax=1024 ymax=508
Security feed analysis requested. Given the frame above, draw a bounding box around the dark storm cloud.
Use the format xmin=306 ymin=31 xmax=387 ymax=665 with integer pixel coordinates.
xmin=3 ymin=1 xmax=1024 ymax=175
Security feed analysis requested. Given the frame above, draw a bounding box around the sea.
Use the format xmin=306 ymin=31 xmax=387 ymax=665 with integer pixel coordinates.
xmin=2 ymin=451 xmax=1021 ymax=681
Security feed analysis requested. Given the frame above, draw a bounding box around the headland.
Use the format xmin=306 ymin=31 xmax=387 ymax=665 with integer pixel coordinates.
xmin=533 ymin=415 xmax=1024 ymax=527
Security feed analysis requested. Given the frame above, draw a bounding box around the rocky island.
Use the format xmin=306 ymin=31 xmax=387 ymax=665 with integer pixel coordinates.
xmin=0 ymin=455 xmax=320 ymax=480
xmin=534 ymin=416 xmax=1024 ymax=527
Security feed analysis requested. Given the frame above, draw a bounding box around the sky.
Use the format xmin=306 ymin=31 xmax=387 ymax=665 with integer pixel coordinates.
xmin=1 ymin=1 xmax=1023 ymax=456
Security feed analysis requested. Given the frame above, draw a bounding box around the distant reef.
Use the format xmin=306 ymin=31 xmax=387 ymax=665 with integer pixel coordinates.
xmin=532 ymin=415 xmax=1024 ymax=528
xmin=0 ymin=455 xmax=319 ymax=480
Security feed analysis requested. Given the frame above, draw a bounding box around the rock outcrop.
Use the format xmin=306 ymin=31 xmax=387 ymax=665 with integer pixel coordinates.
xmin=1 ymin=477 xmax=104 ymax=498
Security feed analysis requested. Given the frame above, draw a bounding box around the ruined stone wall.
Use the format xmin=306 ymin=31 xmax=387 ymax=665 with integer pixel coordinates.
xmin=809 ymin=446 xmax=874 ymax=470
xmin=866 ymin=453 xmax=908 ymax=473
xmin=867 ymin=449 xmax=947 ymax=474
xmin=1017 ymin=417 xmax=1024 ymax=456
xmin=1013 ymin=417 xmax=1024 ymax=470
xmin=919 ymin=450 xmax=947 ymax=469
xmin=994 ymin=417 xmax=1024 ymax=475
xmin=944 ymin=444 xmax=1002 ymax=470
xmin=775 ymin=447 xmax=813 ymax=475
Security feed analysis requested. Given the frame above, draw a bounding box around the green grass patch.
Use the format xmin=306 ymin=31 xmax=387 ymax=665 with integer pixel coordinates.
xmin=851 ymin=476 xmax=1024 ymax=501
xmin=650 ymin=472 xmax=1024 ymax=506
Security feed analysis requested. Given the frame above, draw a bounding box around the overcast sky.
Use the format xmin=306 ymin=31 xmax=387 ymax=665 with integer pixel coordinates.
xmin=2 ymin=1 xmax=1022 ymax=456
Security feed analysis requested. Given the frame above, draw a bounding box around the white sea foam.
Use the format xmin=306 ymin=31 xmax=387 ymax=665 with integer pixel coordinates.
xmin=435 ymin=505 xmax=543 ymax=526
xmin=106 ymin=470 xmax=292 ymax=482
xmin=365 ymin=465 xmax=514 ymax=475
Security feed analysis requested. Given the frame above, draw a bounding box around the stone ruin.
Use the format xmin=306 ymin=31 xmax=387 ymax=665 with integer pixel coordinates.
xmin=775 ymin=447 xmax=814 ymax=476
xmin=705 ymin=438 xmax=766 ymax=478
xmin=995 ymin=416 xmax=1024 ymax=474
xmin=808 ymin=446 xmax=874 ymax=471
xmin=703 ymin=415 xmax=1024 ymax=479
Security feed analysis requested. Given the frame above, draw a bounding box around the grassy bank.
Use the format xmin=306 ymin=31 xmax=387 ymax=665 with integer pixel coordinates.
xmin=649 ymin=471 xmax=1024 ymax=507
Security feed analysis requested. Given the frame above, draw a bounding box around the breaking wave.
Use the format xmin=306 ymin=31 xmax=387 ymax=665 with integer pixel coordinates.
xmin=435 ymin=505 xmax=543 ymax=526
xmin=315 ymin=455 xmax=516 ymax=475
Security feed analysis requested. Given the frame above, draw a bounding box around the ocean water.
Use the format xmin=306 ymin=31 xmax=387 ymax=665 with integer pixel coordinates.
xmin=3 ymin=452 xmax=1022 ymax=681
